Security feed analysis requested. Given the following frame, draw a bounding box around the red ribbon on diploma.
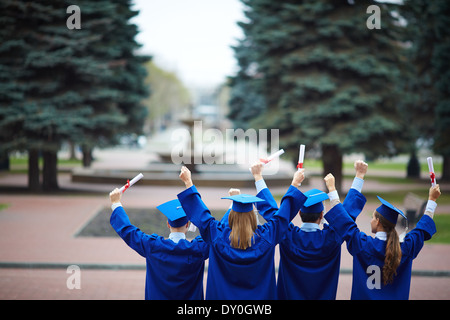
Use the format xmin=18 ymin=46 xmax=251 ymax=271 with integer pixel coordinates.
xmin=430 ymin=172 xmax=436 ymax=184
xmin=297 ymin=162 xmax=303 ymax=169
xmin=260 ymin=158 xmax=270 ymax=164
xmin=123 ymin=179 xmax=130 ymax=192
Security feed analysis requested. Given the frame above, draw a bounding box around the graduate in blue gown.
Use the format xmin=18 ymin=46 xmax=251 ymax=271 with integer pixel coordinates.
xmin=109 ymin=189 xmax=209 ymax=300
xmin=177 ymin=166 xmax=307 ymax=300
xmin=323 ymin=173 xmax=441 ymax=300
xmin=250 ymin=160 xmax=368 ymax=300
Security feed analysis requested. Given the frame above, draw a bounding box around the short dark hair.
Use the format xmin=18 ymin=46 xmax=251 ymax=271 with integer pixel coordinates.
xmin=300 ymin=211 xmax=322 ymax=223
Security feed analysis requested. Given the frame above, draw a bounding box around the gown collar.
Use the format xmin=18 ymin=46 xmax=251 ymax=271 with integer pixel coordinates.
xmin=169 ymin=232 xmax=186 ymax=243
xmin=375 ymin=231 xmax=387 ymax=241
xmin=300 ymin=222 xmax=321 ymax=232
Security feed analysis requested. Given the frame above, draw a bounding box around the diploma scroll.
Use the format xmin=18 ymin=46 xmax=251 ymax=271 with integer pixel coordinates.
xmin=119 ymin=173 xmax=144 ymax=193
xmin=249 ymin=149 xmax=285 ymax=172
xmin=297 ymin=144 xmax=305 ymax=171
xmin=427 ymin=157 xmax=437 ymax=187
xmin=188 ymin=223 xmax=197 ymax=233
xmin=263 ymin=149 xmax=285 ymax=163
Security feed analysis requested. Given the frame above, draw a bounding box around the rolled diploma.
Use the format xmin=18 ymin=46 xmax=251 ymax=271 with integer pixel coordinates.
xmin=249 ymin=149 xmax=285 ymax=172
xmin=427 ymin=157 xmax=436 ymax=187
xmin=119 ymin=173 xmax=144 ymax=193
xmin=188 ymin=223 xmax=197 ymax=233
xmin=298 ymin=144 xmax=305 ymax=171
xmin=266 ymin=149 xmax=285 ymax=162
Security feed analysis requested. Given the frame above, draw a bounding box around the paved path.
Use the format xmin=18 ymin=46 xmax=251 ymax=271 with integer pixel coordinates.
xmin=1 ymin=149 xmax=449 ymax=300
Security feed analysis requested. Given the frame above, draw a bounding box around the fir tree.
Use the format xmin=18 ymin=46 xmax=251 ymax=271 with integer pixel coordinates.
xmin=230 ymin=0 xmax=405 ymax=192
xmin=400 ymin=0 xmax=450 ymax=181
xmin=0 ymin=0 xmax=150 ymax=190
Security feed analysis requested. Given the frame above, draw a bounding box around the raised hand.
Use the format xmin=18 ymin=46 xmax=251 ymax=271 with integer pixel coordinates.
xmin=354 ymin=160 xmax=368 ymax=179
xmin=109 ymin=188 xmax=122 ymax=204
xmin=179 ymin=166 xmax=193 ymax=188
xmin=250 ymin=161 xmax=264 ymax=181
xmin=292 ymin=168 xmax=305 ymax=187
xmin=324 ymin=173 xmax=336 ymax=192
xmin=429 ymin=184 xmax=441 ymax=202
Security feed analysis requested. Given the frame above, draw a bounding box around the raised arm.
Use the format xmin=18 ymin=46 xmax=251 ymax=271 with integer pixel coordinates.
xmin=342 ymin=160 xmax=368 ymax=220
xmin=177 ymin=166 xmax=218 ymax=243
xmin=250 ymin=161 xmax=280 ymax=220
xmin=109 ymin=188 xmax=151 ymax=257
xmin=324 ymin=173 xmax=339 ymax=207
xmin=355 ymin=160 xmax=368 ymax=180
xmin=179 ymin=165 xmax=194 ymax=188
xmin=260 ymin=169 xmax=307 ymax=244
xmin=425 ymin=184 xmax=441 ymax=219
xmin=402 ymin=185 xmax=441 ymax=257
xmin=323 ymin=174 xmax=368 ymax=255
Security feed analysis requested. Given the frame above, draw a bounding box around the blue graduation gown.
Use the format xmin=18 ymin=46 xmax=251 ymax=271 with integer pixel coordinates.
xmin=256 ymin=188 xmax=367 ymax=300
xmin=177 ymin=185 xmax=306 ymax=300
xmin=110 ymin=206 xmax=209 ymax=300
xmin=325 ymin=203 xmax=437 ymax=300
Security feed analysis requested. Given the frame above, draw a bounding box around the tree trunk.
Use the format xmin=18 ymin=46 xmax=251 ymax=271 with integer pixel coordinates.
xmin=82 ymin=145 xmax=93 ymax=168
xmin=42 ymin=150 xmax=59 ymax=191
xmin=0 ymin=151 xmax=9 ymax=171
xmin=441 ymin=154 xmax=450 ymax=182
xmin=322 ymin=144 xmax=343 ymax=194
xmin=68 ymin=141 xmax=77 ymax=160
xmin=407 ymin=149 xmax=420 ymax=178
xmin=28 ymin=149 xmax=40 ymax=191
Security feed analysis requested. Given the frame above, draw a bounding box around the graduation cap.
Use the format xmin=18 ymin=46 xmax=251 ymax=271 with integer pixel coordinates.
xmin=221 ymin=194 xmax=264 ymax=213
xmin=376 ymin=196 xmax=407 ymax=225
xmin=156 ymin=199 xmax=189 ymax=228
xmin=300 ymin=189 xmax=329 ymax=214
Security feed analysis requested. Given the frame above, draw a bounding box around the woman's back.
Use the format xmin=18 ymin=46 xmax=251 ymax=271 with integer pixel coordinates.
xmin=177 ymin=184 xmax=306 ymax=299
xmin=205 ymin=225 xmax=278 ymax=299
xmin=327 ymin=205 xmax=437 ymax=300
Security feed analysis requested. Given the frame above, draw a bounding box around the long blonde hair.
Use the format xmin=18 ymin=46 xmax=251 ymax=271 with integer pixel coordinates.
xmin=228 ymin=210 xmax=257 ymax=250
xmin=375 ymin=212 xmax=402 ymax=285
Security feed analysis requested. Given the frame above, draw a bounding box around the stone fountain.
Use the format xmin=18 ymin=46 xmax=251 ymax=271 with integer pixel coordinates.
xmin=71 ymin=117 xmax=297 ymax=188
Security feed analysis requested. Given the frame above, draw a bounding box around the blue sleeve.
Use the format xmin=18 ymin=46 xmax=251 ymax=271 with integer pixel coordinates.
xmin=256 ymin=188 xmax=279 ymax=220
xmin=342 ymin=188 xmax=367 ymax=221
xmin=177 ymin=185 xmax=219 ymax=244
xmin=325 ymin=203 xmax=369 ymax=256
xmin=110 ymin=206 xmax=152 ymax=257
xmin=260 ymin=185 xmax=306 ymax=245
xmin=402 ymin=215 xmax=436 ymax=259
xmin=193 ymin=235 xmax=210 ymax=259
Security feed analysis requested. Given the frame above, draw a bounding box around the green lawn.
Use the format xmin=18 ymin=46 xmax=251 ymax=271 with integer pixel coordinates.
xmin=10 ymin=157 xmax=82 ymax=166
xmin=7 ymin=156 xmax=82 ymax=174
xmin=303 ymin=158 xmax=443 ymax=174
xmin=428 ymin=215 xmax=450 ymax=244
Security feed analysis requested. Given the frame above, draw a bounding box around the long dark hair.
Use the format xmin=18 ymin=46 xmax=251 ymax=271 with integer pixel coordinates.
xmin=375 ymin=211 xmax=402 ymax=285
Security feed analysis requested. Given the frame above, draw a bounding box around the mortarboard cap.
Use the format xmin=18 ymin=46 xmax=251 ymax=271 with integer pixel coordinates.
xmin=300 ymin=189 xmax=329 ymax=214
xmin=221 ymin=194 xmax=264 ymax=213
xmin=156 ymin=199 xmax=189 ymax=228
xmin=376 ymin=196 xmax=407 ymax=225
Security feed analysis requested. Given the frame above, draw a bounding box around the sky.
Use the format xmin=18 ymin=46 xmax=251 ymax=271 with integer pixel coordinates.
xmin=131 ymin=0 xmax=247 ymax=89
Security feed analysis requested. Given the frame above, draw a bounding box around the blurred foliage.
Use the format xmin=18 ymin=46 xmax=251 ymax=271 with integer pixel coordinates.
xmin=230 ymin=0 xmax=406 ymax=192
xmin=0 ymin=0 xmax=150 ymax=189
xmin=229 ymin=0 xmax=450 ymax=189
xmin=399 ymin=0 xmax=450 ymax=180
xmin=142 ymin=61 xmax=191 ymax=133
